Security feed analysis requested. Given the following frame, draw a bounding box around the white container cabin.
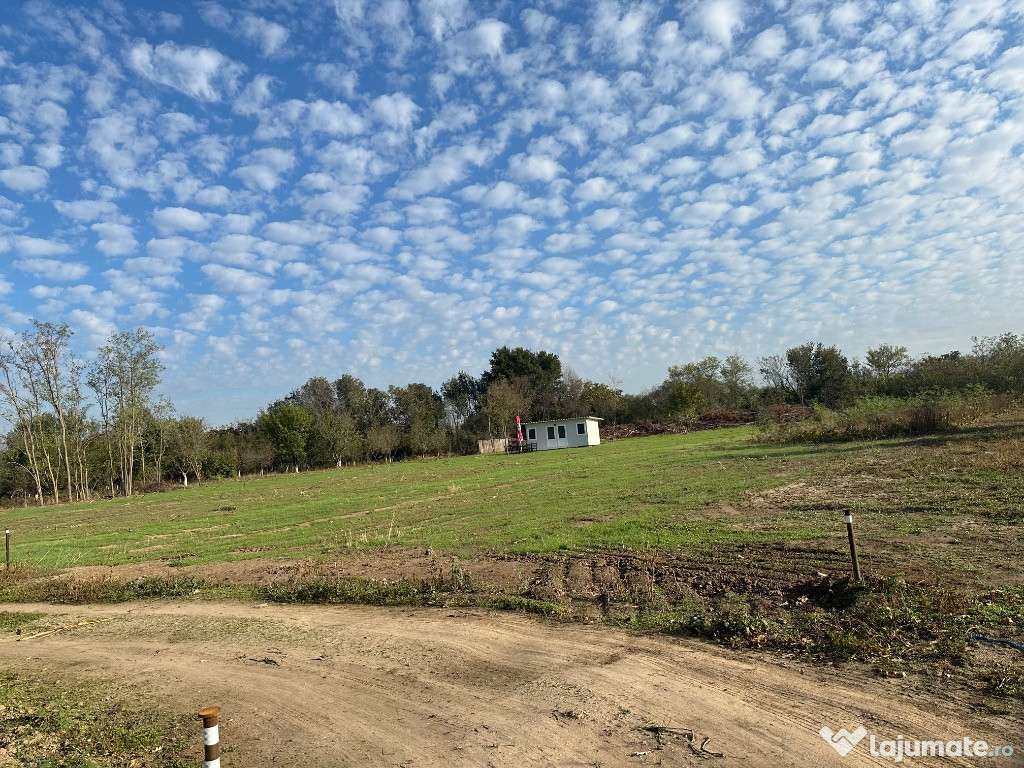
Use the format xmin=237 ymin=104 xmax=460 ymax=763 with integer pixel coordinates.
xmin=521 ymin=417 xmax=602 ymax=451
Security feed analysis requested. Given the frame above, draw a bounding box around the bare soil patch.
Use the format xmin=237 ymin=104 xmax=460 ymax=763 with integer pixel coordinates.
xmin=4 ymin=600 xmax=1018 ymax=767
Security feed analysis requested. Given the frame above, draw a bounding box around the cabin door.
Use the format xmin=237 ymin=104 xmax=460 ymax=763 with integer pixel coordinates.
xmin=556 ymin=424 xmax=568 ymax=448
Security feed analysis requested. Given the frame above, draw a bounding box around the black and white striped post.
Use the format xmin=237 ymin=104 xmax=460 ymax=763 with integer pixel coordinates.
xmin=198 ymin=706 xmax=222 ymax=767
xmin=844 ymin=512 xmax=862 ymax=582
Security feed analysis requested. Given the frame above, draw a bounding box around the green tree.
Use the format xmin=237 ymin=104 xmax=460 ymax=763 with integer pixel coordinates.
xmin=170 ymin=416 xmax=208 ymax=485
xmin=865 ymin=344 xmax=911 ymax=381
xmin=481 ymin=346 xmax=562 ymax=419
xmin=780 ymin=342 xmax=853 ymax=408
xmin=87 ymin=329 xmax=163 ymax=497
xmin=972 ymin=333 xmax=1024 ymax=394
xmin=483 ymin=378 xmax=531 ymax=439
xmin=390 ymin=383 xmax=446 ymax=456
xmin=581 ymin=381 xmax=623 ymax=422
xmin=366 ymin=423 xmax=401 ymax=462
xmin=259 ymin=402 xmax=313 ymax=470
xmin=719 ymin=354 xmax=754 ymax=409
xmin=664 ymin=356 xmax=723 ymax=417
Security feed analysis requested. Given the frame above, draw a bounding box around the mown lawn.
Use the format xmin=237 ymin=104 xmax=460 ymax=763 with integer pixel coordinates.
xmin=2 ymin=419 xmax=1023 ymax=571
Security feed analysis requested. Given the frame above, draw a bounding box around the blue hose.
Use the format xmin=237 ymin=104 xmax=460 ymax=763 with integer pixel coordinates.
xmin=972 ymin=634 xmax=1024 ymax=654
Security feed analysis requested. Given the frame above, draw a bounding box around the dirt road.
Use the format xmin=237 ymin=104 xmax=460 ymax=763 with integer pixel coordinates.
xmin=3 ymin=600 xmax=1019 ymax=767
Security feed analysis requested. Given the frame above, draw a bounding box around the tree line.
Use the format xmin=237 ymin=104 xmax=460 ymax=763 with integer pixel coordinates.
xmin=3 ymin=320 xmax=1024 ymax=505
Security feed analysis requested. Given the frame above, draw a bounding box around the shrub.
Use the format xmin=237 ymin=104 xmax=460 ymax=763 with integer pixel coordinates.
xmin=757 ymin=390 xmax=1015 ymax=443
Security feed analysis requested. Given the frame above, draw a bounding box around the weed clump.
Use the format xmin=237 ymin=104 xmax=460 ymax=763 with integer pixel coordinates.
xmin=639 ymin=577 xmax=1024 ymax=672
xmin=0 ymin=572 xmax=208 ymax=604
xmin=259 ymin=564 xmax=476 ymax=607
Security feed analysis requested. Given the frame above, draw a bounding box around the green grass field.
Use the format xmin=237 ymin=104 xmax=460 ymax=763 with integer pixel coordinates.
xmin=3 ymin=419 xmax=1024 ymax=576
xmin=3 ymin=419 xmax=1024 ymax=708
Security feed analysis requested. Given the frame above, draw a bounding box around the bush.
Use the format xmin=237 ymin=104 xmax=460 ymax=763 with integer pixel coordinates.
xmin=757 ymin=391 xmax=1015 ymax=443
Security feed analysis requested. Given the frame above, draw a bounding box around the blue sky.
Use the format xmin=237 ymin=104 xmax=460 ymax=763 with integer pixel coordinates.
xmin=2 ymin=0 xmax=1023 ymax=425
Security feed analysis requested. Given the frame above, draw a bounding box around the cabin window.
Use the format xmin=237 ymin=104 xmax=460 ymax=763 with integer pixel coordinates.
xmin=577 ymin=422 xmax=586 ymax=435
xmin=527 ymin=428 xmax=536 ymax=440
xmin=557 ymin=425 xmax=566 ymax=438
xmin=547 ymin=426 xmax=556 ymax=440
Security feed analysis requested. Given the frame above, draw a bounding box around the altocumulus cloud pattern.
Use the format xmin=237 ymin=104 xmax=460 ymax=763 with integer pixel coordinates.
xmin=1 ymin=0 xmax=1023 ymax=422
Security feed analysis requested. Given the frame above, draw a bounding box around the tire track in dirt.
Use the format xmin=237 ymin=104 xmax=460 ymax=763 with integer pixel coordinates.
xmin=3 ymin=600 xmax=1017 ymax=767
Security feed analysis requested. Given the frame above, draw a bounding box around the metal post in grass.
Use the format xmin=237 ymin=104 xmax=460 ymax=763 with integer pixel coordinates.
xmin=5 ymin=528 xmax=9 ymax=571
xmin=198 ymin=706 xmax=222 ymax=767
xmin=844 ymin=512 xmax=862 ymax=582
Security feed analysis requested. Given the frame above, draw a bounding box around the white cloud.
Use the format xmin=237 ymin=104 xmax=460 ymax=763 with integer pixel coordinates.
xmin=828 ymin=2 xmax=864 ymax=34
xmin=453 ymin=18 xmax=509 ymax=57
xmin=709 ymin=145 xmax=763 ymax=177
xmin=305 ymin=100 xmax=366 ymax=135
xmin=14 ymin=236 xmax=71 ymax=257
xmin=263 ymin=221 xmax=330 ymax=245
xmin=947 ymin=28 xmax=1002 ymax=61
xmin=698 ymin=0 xmax=744 ymax=47
xmin=748 ymin=25 xmax=787 ymax=59
xmin=391 ymin=141 xmax=491 ymax=199
xmin=126 ymin=41 xmax=244 ymax=101
xmin=241 ymin=15 xmax=290 ymax=56
xmin=494 ymin=213 xmax=538 ymax=244
xmin=509 ymin=152 xmax=564 ymax=183
xmin=370 ymin=93 xmax=420 ymax=130
xmin=179 ymin=293 xmax=226 ymax=331
xmin=15 ymin=258 xmax=88 ymax=281
xmin=589 ymin=1 xmax=653 ymax=65
xmin=201 ymin=264 xmax=273 ymax=295
xmin=312 ymin=64 xmax=358 ymax=97
xmin=35 ymin=143 xmax=63 ymax=168
xmin=54 ymin=199 xmax=120 ymax=222
xmin=0 ymin=165 xmax=48 ymax=192
xmin=574 ymin=177 xmax=616 ymax=202
xmin=152 ymin=207 xmax=214 ymax=234
xmin=587 ymin=207 xmax=622 ymax=230
xmin=418 ymin=0 xmax=470 ymax=41
xmin=92 ymin=222 xmax=138 ymax=256
xmin=234 ymin=74 xmax=275 ymax=115
xmin=233 ymin=147 xmax=297 ymax=192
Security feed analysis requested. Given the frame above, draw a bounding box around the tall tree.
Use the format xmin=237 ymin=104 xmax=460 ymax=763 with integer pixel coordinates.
xmin=0 ymin=339 xmax=47 ymax=504
xmin=87 ymin=329 xmax=164 ymax=497
xmin=391 ymin=383 xmax=446 ymax=456
xmin=483 ymin=378 xmax=531 ymax=439
xmin=258 ymin=402 xmax=312 ymax=470
xmin=664 ymin=356 xmax=724 ymax=417
xmin=580 ymin=380 xmax=623 ymax=422
xmin=170 ymin=415 xmax=208 ymax=485
xmin=481 ymin=346 xmax=562 ymax=419
xmin=20 ymin=322 xmax=90 ymax=501
xmin=719 ymin=354 xmax=754 ymax=409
